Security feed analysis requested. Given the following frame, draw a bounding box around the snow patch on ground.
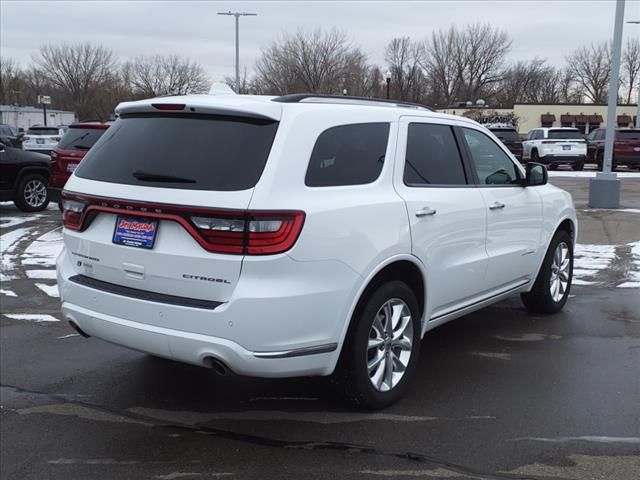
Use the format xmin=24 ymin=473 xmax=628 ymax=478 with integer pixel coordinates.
xmin=620 ymin=240 xmax=640 ymax=288
xmin=35 ymin=283 xmax=59 ymax=297
xmin=0 ymin=288 xmax=17 ymax=297
xmin=4 ymin=314 xmax=59 ymax=322
xmin=21 ymin=227 xmax=63 ymax=266
xmin=573 ymin=244 xmax=616 ymax=286
xmin=1 ymin=226 xmax=35 ymax=280
xmin=0 ymin=215 xmax=44 ymax=229
xmin=25 ymin=270 xmax=57 ymax=279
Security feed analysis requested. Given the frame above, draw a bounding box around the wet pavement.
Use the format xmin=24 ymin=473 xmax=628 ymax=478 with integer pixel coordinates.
xmin=1 ymin=173 xmax=639 ymax=479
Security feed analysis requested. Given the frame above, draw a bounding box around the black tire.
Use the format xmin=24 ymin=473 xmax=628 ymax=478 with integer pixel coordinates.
xmin=13 ymin=174 xmax=50 ymax=212
xmin=548 ymin=164 xmax=558 ymax=170
xmin=521 ymin=230 xmax=573 ymax=314
xmin=596 ymin=151 xmax=604 ymax=171
xmin=338 ymin=280 xmax=421 ymax=409
xmin=531 ymin=149 xmax=540 ymax=162
xmin=572 ymin=162 xmax=584 ymax=171
xmin=58 ymin=201 xmax=64 ymax=212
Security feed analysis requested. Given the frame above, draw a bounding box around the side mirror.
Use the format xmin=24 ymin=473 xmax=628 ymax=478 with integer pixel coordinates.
xmin=526 ymin=162 xmax=547 ymax=186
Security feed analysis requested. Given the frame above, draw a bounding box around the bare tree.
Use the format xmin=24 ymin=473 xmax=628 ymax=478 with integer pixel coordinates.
xmin=123 ymin=54 xmax=209 ymax=97
xmin=33 ymin=43 xmax=118 ymax=118
xmin=0 ymin=57 xmax=24 ymax=105
xmin=423 ymin=24 xmax=511 ymax=106
xmin=494 ymin=59 xmax=548 ymax=106
xmin=622 ymin=38 xmax=640 ymax=104
xmin=384 ymin=37 xmax=426 ymax=102
xmin=566 ymin=42 xmax=611 ymax=103
xmin=253 ymin=28 xmax=367 ymax=95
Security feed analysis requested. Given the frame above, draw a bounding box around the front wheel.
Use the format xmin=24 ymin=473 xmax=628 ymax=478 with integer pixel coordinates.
xmin=339 ymin=281 xmax=421 ymax=409
xmin=521 ymin=230 xmax=573 ymax=314
xmin=14 ymin=174 xmax=50 ymax=212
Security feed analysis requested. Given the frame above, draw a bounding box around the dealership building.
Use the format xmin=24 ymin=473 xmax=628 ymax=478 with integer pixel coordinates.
xmin=437 ymin=103 xmax=638 ymax=135
xmin=0 ymin=105 xmax=77 ymax=131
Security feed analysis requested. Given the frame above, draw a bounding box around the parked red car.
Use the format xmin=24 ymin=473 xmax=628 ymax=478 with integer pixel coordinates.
xmin=586 ymin=128 xmax=640 ymax=170
xmin=49 ymin=122 xmax=111 ymax=205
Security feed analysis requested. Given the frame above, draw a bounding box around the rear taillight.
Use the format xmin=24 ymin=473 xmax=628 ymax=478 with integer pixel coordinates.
xmin=60 ymin=192 xmax=305 ymax=255
xmin=61 ymin=196 xmax=88 ymax=230
xmin=190 ymin=211 xmax=305 ymax=255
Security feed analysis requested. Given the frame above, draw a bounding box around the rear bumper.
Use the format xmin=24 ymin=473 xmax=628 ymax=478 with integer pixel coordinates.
xmin=56 ymin=246 xmax=361 ymax=378
xmin=22 ymin=147 xmax=53 ymax=155
xmin=539 ymin=154 xmax=586 ymax=165
xmin=614 ymin=155 xmax=640 ymax=167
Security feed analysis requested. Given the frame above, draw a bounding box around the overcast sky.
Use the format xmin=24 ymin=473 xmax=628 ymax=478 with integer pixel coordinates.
xmin=0 ymin=0 xmax=636 ymax=82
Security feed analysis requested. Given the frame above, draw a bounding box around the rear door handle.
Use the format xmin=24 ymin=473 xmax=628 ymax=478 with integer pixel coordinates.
xmin=489 ymin=202 xmax=505 ymax=210
xmin=415 ymin=207 xmax=437 ymax=217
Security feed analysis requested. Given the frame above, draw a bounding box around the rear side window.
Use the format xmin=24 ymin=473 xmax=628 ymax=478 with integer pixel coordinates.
xmin=616 ymin=130 xmax=640 ymax=140
xmin=305 ymin=123 xmax=389 ymax=187
xmin=548 ymin=129 xmax=582 ymax=140
xmin=404 ymin=123 xmax=467 ymax=186
xmin=75 ymin=114 xmax=278 ymax=191
xmin=490 ymin=129 xmax=520 ymax=142
xmin=58 ymin=127 xmax=108 ymax=150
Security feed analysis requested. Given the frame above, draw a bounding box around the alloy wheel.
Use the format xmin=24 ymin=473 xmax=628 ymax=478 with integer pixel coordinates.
xmin=24 ymin=179 xmax=47 ymax=208
xmin=550 ymin=242 xmax=570 ymax=303
xmin=367 ymin=298 xmax=413 ymax=392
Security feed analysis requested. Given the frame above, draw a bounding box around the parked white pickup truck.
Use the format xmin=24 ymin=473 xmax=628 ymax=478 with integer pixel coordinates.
xmin=522 ymin=127 xmax=587 ymax=170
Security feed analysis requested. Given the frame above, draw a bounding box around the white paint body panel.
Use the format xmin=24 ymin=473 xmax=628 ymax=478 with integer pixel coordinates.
xmin=57 ymin=94 xmax=577 ymax=378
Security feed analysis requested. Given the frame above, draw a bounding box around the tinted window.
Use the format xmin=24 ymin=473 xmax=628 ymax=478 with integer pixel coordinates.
xmin=27 ymin=127 xmax=60 ymax=135
xmin=548 ymin=129 xmax=582 ymax=139
xmin=462 ymin=128 xmax=520 ymax=185
xmin=305 ymin=123 xmax=389 ymax=187
xmin=58 ymin=127 xmax=108 ymax=150
xmin=75 ymin=114 xmax=278 ymax=191
xmin=616 ymin=130 xmax=640 ymax=140
xmin=490 ymin=129 xmax=520 ymax=142
xmin=404 ymin=123 xmax=467 ymax=186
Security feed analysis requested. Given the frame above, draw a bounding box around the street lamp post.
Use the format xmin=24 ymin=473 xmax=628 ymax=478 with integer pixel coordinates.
xmin=628 ymin=20 xmax=640 ymax=127
xmin=588 ymin=0 xmax=625 ymax=208
xmin=217 ymin=11 xmax=257 ymax=94
xmin=385 ymin=70 xmax=391 ymax=99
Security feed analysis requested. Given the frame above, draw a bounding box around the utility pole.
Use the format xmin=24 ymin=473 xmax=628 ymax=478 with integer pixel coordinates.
xmin=589 ymin=0 xmax=624 ymax=208
xmin=629 ymin=21 xmax=640 ymax=127
xmin=217 ymin=10 xmax=257 ymax=94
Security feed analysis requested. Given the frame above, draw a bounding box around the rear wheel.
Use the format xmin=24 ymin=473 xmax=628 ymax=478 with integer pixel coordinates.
xmin=339 ymin=281 xmax=421 ymax=409
xmin=548 ymin=164 xmax=558 ymax=170
xmin=572 ymin=162 xmax=584 ymax=171
xmin=521 ymin=230 xmax=573 ymax=314
xmin=14 ymin=174 xmax=50 ymax=212
xmin=596 ymin=151 xmax=604 ymax=171
xmin=531 ymin=150 xmax=540 ymax=162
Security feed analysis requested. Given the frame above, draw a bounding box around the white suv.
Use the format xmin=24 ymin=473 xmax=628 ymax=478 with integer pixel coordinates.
xmin=57 ymin=93 xmax=577 ymax=408
xmin=22 ymin=125 xmax=64 ymax=155
xmin=522 ymin=127 xmax=587 ymax=170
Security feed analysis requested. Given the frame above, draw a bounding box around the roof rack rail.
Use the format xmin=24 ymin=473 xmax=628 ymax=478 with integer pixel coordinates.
xmin=271 ymin=94 xmax=432 ymax=111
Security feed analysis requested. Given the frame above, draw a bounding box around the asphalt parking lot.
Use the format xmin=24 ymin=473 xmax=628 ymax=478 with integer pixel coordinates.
xmin=1 ymin=171 xmax=639 ymax=480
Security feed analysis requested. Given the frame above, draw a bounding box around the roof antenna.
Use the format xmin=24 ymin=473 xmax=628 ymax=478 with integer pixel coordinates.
xmin=209 ymin=83 xmax=237 ymax=96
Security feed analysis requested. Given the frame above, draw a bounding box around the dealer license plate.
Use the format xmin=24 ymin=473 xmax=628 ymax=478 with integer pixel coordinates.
xmin=112 ymin=216 xmax=158 ymax=249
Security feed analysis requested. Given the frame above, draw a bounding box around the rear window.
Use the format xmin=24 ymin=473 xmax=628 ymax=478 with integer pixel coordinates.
xmin=75 ymin=114 xmax=279 ymax=191
xmin=616 ymin=130 xmax=640 ymax=140
xmin=27 ymin=127 xmax=60 ymax=135
xmin=490 ymin=129 xmax=520 ymax=142
xmin=548 ymin=129 xmax=582 ymax=140
xmin=305 ymin=123 xmax=389 ymax=187
xmin=58 ymin=127 xmax=108 ymax=150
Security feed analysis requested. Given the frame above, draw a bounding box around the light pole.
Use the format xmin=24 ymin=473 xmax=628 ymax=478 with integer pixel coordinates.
xmin=385 ymin=70 xmax=391 ymax=99
xmin=589 ymin=0 xmax=624 ymax=208
xmin=217 ymin=10 xmax=257 ymax=94
xmin=627 ymin=20 xmax=640 ymax=127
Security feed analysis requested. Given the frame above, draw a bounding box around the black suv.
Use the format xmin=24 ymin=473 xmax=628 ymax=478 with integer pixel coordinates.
xmin=0 ymin=124 xmax=23 ymax=148
xmin=0 ymin=141 xmax=51 ymax=211
xmin=487 ymin=126 xmax=523 ymax=162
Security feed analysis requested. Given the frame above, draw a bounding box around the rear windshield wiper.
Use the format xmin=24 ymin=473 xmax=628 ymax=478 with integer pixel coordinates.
xmin=132 ymin=171 xmax=196 ymax=183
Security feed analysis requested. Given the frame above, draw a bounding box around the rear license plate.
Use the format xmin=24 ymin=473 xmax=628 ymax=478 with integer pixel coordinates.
xmin=66 ymin=163 xmax=78 ymax=173
xmin=562 ymin=145 xmax=571 ymax=151
xmin=113 ymin=216 xmax=158 ymax=249
xmin=36 ymin=138 xmax=45 ymax=144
